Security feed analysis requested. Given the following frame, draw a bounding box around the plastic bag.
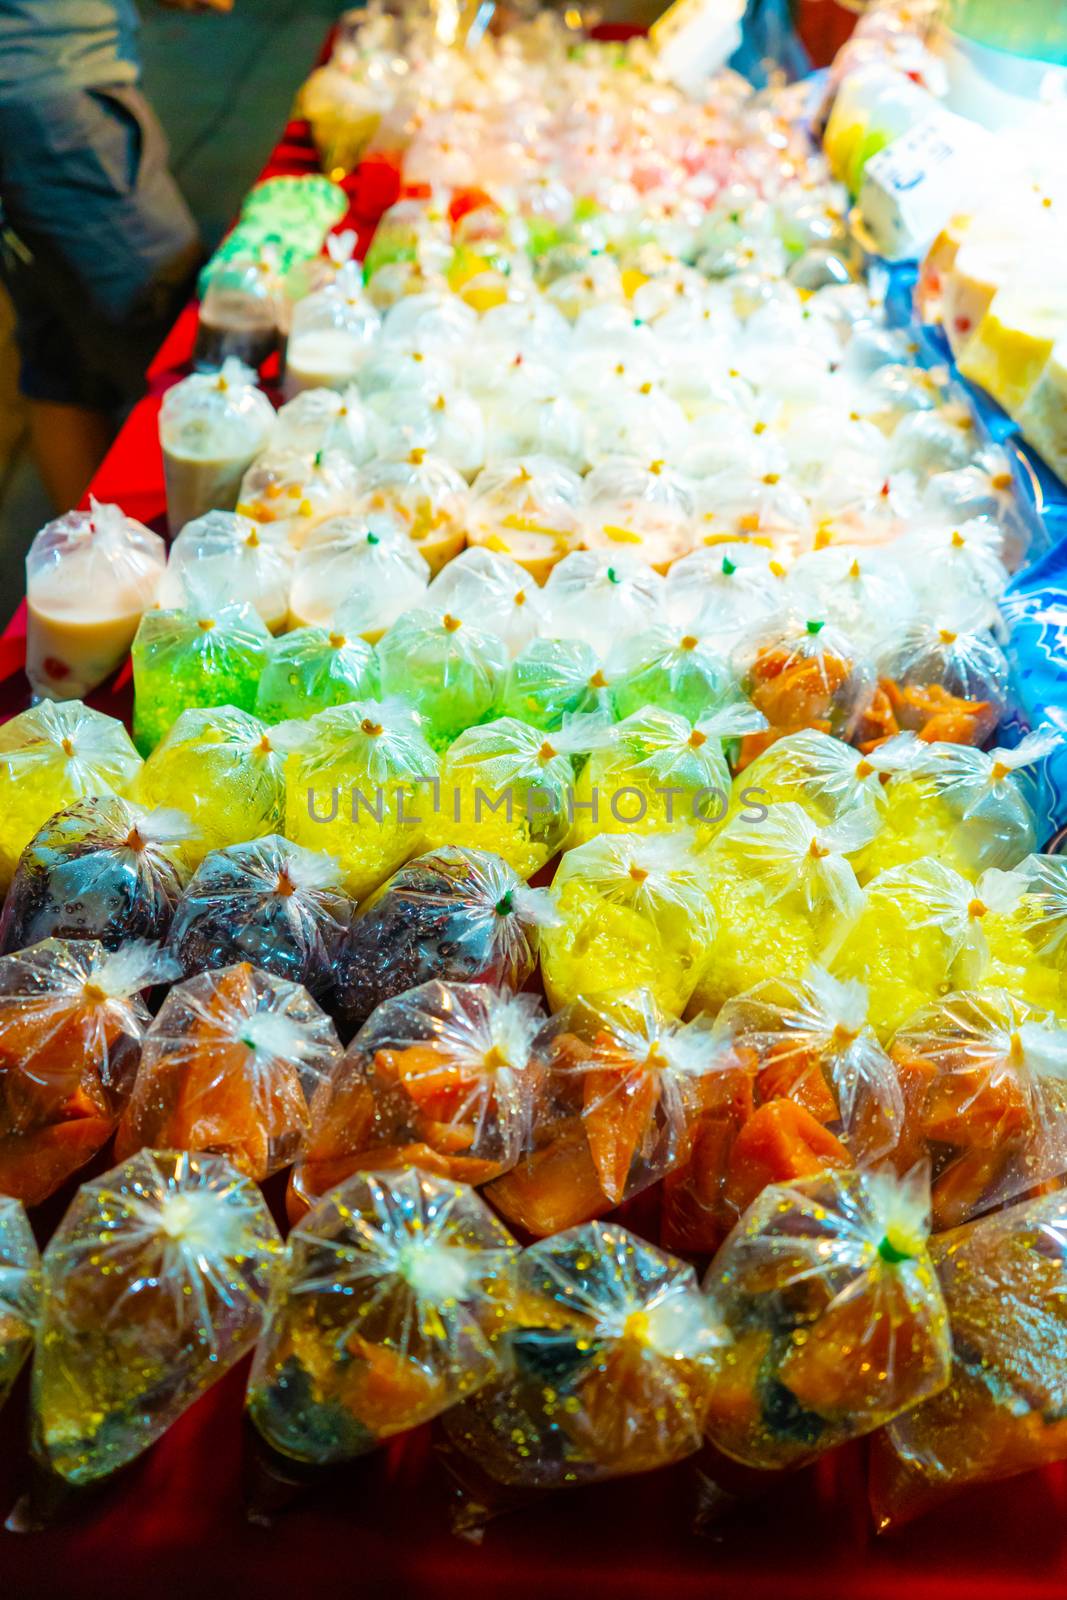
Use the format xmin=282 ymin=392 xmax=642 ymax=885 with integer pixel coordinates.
xmin=272 ymin=385 xmax=380 ymax=466
xmin=540 ymin=832 xmax=717 ymax=1016
xmin=116 ymin=962 xmax=341 ymax=1180
xmin=831 ymin=857 xmax=988 ymax=1041
xmin=283 ymin=264 xmax=380 ymax=396
xmin=542 ymin=552 xmax=666 ymax=658
xmin=282 ymin=698 xmax=439 ymax=897
xmin=734 ymin=615 xmax=877 ymax=764
xmin=784 ymin=545 xmax=915 ymax=647
xmin=466 ymin=456 xmax=583 ymax=583
xmin=716 ymin=965 xmax=905 ymax=1173
xmin=158 ymin=511 xmax=293 ymax=634
xmin=26 ymin=498 xmax=165 ymax=701
xmin=333 ymin=846 xmax=551 ymax=1036
xmin=376 ymin=608 xmax=509 ymax=751
xmin=0 ymin=701 xmax=142 ymax=893
xmin=691 ymin=803 xmax=875 ymax=1017
xmin=608 ymin=625 xmax=739 ymax=725
xmin=288 ymin=982 xmax=550 ymax=1221
xmin=731 ymin=726 xmax=899 ymax=831
xmin=366 ymin=386 xmax=486 ymax=479
xmin=133 ymin=706 xmax=286 ymax=865
xmin=875 ymin=604 xmax=1010 ymax=748
xmin=424 ymin=715 xmax=587 ymax=878
xmin=704 ymin=1166 xmax=950 ymax=1470
xmin=971 ymin=855 xmax=1067 ymax=1014
xmin=870 ymin=1189 xmax=1067 ymax=1529
xmin=0 ymin=1196 xmax=38 ymax=1411
xmin=488 ymin=991 xmax=741 ymax=1237
xmin=31 ymin=1149 xmax=281 ymax=1485
xmin=427 ymin=547 xmax=546 ymax=659
xmin=582 ymin=457 xmax=697 ymax=572
xmin=886 ymin=989 xmax=1067 ymax=1229
xmin=0 ymin=939 xmax=179 ymax=1205
xmin=353 ymin=450 xmax=469 ymax=573
xmin=858 ymin=731 xmax=1054 ymax=881
xmin=131 ymin=601 xmax=272 ymax=756
xmin=159 ymin=358 xmax=276 ymax=536
xmin=169 ymin=834 xmax=353 ymax=1001
xmin=441 ymin=1221 xmax=724 ymax=1493
xmin=288 ymin=510 xmax=430 ymax=636
xmin=237 ymin=449 xmax=361 ymax=553
xmin=255 ymin=625 xmax=379 ymax=723
xmin=0 ymin=797 xmax=194 ymax=953
xmin=664 ymin=544 xmax=784 ymax=639
xmin=569 ymin=703 xmax=766 ymax=847
xmin=500 ymin=637 xmax=614 ymax=733
xmin=248 ymin=1167 xmax=519 ymax=1464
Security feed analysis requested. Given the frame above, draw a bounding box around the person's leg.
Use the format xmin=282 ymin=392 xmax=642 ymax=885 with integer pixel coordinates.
xmin=0 ymin=85 xmax=203 ymax=509
xmin=27 ymin=400 xmax=114 ymax=513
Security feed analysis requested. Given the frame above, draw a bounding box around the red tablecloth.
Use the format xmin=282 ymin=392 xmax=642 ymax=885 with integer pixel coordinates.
xmin=3 ymin=29 xmax=1067 ymax=1600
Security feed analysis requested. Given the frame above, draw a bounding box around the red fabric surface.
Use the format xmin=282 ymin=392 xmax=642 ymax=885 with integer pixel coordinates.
xmin=1 ymin=23 xmax=1066 ymax=1597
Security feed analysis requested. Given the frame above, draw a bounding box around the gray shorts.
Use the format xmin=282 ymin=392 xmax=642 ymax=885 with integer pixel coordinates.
xmin=0 ymin=84 xmax=203 ymax=410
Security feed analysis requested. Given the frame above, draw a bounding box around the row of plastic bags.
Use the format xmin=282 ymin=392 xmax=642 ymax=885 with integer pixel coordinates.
xmin=4 ymin=1151 xmax=1067 ymax=1536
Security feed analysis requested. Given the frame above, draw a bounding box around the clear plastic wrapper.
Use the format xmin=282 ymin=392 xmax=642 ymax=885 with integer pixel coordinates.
xmin=735 ymin=615 xmax=878 ymax=765
xmin=272 ymin=386 xmax=380 ymax=467
xmin=115 ymin=962 xmax=341 ymax=1180
xmin=0 ymin=797 xmax=194 ymax=952
xmin=376 ymin=608 xmax=509 ymax=751
xmin=858 ymin=731 xmax=1054 ymax=881
xmin=248 ymin=1168 xmax=519 ymax=1465
xmin=133 ymin=706 xmax=286 ymax=866
xmin=582 ymin=457 xmax=697 ymax=572
xmin=885 ymin=989 xmax=1067 ymax=1229
xmin=442 ymin=1222 xmax=724 ymax=1491
xmin=0 ymin=1196 xmax=39 ymax=1411
xmin=500 ymin=637 xmax=614 ymax=733
xmin=542 ymin=551 xmax=665 ymax=659
xmin=289 ymin=982 xmax=550 ymax=1221
xmin=608 ymin=624 xmax=738 ymax=724
xmin=26 ymin=500 xmax=165 ymax=702
xmin=970 ymin=855 xmax=1067 ymax=1014
xmin=158 ymin=511 xmax=292 ymax=634
xmin=333 ymin=846 xmax=550 ymax=1036
xmin=353 ymin=450 xmax=469 ymax=573
xmin=282 ymin=698 xmax=438 ymax=897
xmin=194 ymin=256 xmax=280 ymax=373
xmin=730 ymin=726 xmax=896 ymax=831
xmin=784 ymin=546 xmax=914 ymax=648
xmin=869 ymin=1190 xmax=1067 ymax=1530
xmin=488 ymin=991 xmax=739 ymax=1237
xmin=570 ymin=703 xmax=766 ymax=846
xmin=898 ymin=517 xmax=1011 ymax=616
xmin=131 ymin=601 xmax=272 ymax=756
xmin=427 ymin=547 xmax=546 ymax=659
xmin=254 ymin=626 xmax=379 ymax=723
xmin=283 ymin=265 xmax=380 ymax=396
xmin=159 ymin=359 xmax=276 ymax=536
xmin=715 ymin=967 xmax=904 ymax=1175
xmin=467 ymin=456 xmax=584 ymax=583
xmin=664 ymin=543 xmax=785 ymax=638
xmin=237 ymin=450 xmax=361 ymax=552
xmin=831 ymin=857 xmax=987 ymax=1040
xmin=0 ymin=939 xmax=178 ymax=1205
xmin=31 ymin=1149 xmax=281 ymax=1485
xmin=540 ymin=832 xmax=717 ymax=1016
xmin=288 ymin=511 xmax=430 ymax=636
xmin=874 ymin=604 xmax=1010 ymax=749
xmin=169 ymin=835 xmax=353 ymax=1001
xmin=366 ymin=386 xmax=486 ymax=479
xmin=424 ymin=715 xmax=588 ymax=878
xmin=704 ymin=1166 xmax=950 ymax=1470
xmin=691 ymin=803 xmax=875 ymax=1017
xmin=0 ymin=701 xmax=142 ymax=893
